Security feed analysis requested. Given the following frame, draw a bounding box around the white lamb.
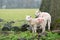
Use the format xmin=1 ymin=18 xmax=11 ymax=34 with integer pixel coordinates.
xmin=26 ymin=10 xmax=51 ymax=33
xmin=26 ymin=15 xmax=47 ymax=33
xmin=35 ymin=10 xmax=51 ymax=31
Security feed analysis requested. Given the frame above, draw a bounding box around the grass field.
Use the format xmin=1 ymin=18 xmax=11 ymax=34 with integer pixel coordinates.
xmin=0 ymin=9 xmax=37 ymax=21
xmin=0 ymin=9 xmax=37 ymax=26
xmin=0 ymin=9 xmax=60 ymax=40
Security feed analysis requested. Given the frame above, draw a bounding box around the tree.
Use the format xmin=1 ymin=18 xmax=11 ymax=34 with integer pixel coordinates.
xmin=39 ymin=0 xmax=60 ymax=30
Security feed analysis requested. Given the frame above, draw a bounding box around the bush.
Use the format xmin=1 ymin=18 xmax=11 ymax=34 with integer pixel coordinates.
xmin=2 ymin=27 xmax=11 ymax=31
xmin=20 ymin=24 xmax=30 ymax=32
xmin=0 ymin=31 xmax=37 ymax=40
xmin=11 ymin=26 xmax=20 ymax=32
xmin=0 ymin=31 xmax=60 ymax=40
xmin=40 ymin=32 xmax=60 ymax=40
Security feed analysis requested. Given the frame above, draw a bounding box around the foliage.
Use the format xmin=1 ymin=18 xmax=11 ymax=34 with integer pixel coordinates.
xmin=40 ymin=32 xmax=60 ymax=40
xmin=0 ymin=31 xmax=37 ymax=40
xmin=0 ymin=31 xmax=60 ymax=40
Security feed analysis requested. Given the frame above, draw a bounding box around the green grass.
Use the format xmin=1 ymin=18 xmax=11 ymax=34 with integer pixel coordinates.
xmin=0 ymin=9 xmax=37 ymax=21
xmin=0 ymin=31 xmax=60 ymax=40
xmin=0 ymin=9 xmax=37 ymax=26
xmin=0 ymin=9 xmax=60 ymax=40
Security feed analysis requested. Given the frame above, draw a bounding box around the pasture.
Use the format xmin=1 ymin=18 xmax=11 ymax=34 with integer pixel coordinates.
xmin=0 ymin=9 xmax=60 ymax=40
xmin=0 ymin=9 xmax=36 ymax=21
xmin=0 ymin=9 xmax=37 ymax=26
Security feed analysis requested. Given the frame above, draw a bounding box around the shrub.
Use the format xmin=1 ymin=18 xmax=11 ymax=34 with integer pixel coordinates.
xmin=11 ymin=26 xmax=20 ymax=32
xmin=40 ymin=32 xmax=60 ymax=40
xmin=0 ymin=31 xmax=60 ymax=40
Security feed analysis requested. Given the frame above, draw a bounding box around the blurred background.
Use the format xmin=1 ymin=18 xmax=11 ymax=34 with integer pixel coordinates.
xmin=0 ymin=0 xmax=42 ymax=9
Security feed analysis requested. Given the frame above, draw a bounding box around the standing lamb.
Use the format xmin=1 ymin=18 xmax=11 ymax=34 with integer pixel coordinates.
xmin=26 ymin=15 xmax=47 ymax=33
xmin=35 ymin=10 xmax=51 ymax=31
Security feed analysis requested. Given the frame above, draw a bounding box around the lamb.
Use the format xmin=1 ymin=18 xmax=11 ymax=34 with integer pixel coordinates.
xmin=26 ymin=15 xmax=47 ymax=33
xmin=35 ymin=10 xmax=51 ymax=31
xmin=26 ymin=10 xmax=51 ymax=33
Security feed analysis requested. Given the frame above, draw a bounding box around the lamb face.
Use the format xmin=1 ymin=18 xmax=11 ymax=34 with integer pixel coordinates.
xmin=26 ymin=16 xmax=32 ymax=21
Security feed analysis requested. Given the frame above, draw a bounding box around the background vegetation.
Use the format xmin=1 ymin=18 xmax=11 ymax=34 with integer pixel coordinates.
xmin=0 ymin=9 xmax=60 ymax=40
